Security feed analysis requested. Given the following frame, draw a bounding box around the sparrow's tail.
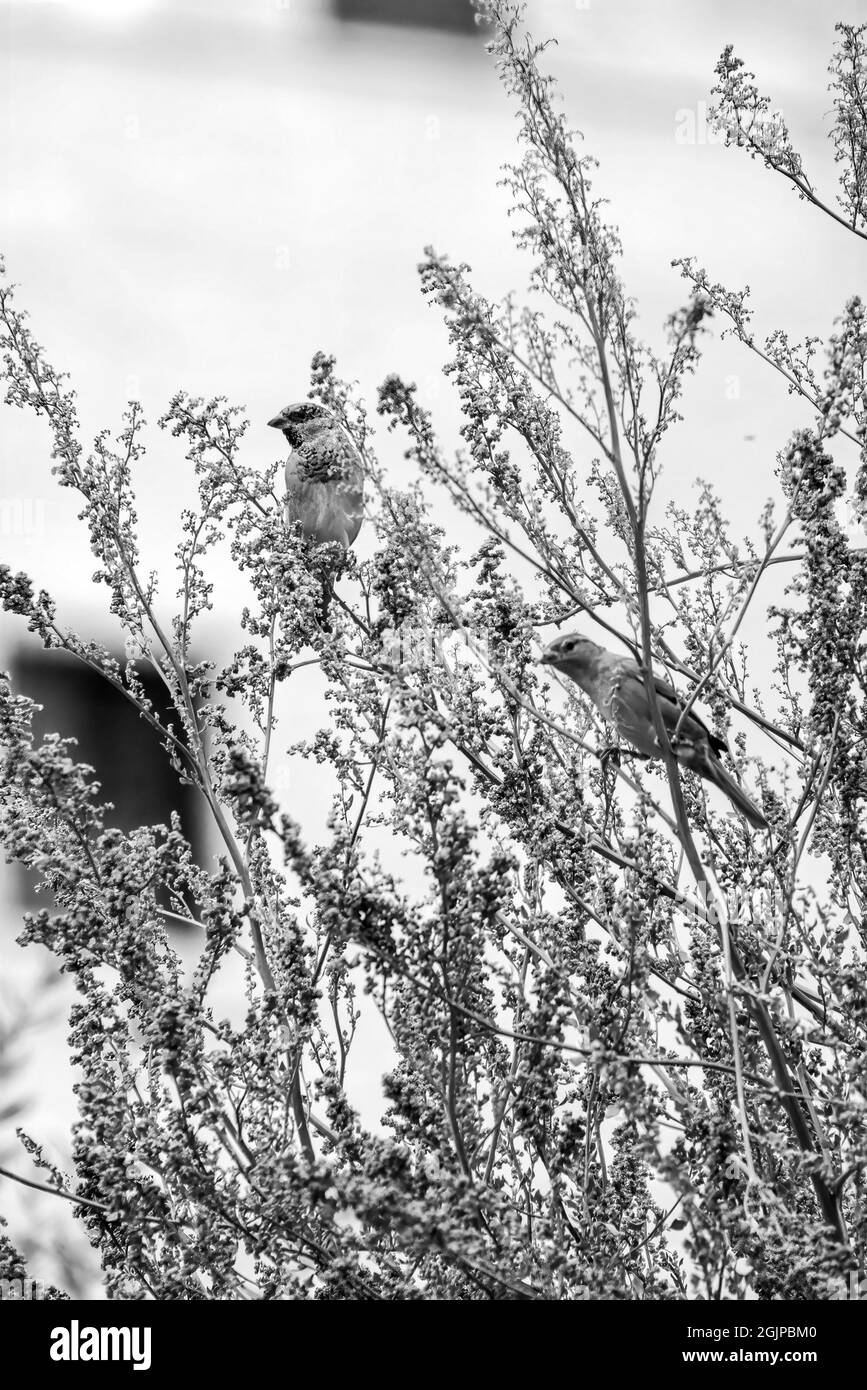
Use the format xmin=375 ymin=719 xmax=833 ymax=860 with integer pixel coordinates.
xmin=702 ymin=756 xmax=768 ymax=830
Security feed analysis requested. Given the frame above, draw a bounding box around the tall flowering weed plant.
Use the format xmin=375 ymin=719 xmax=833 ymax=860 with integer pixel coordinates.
xmin=1 ymin=4 xmax=866 ymax=1300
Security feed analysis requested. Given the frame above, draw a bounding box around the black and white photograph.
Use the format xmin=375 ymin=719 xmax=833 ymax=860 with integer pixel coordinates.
xmin=0 ymin=0 xmax=865 ymax=1343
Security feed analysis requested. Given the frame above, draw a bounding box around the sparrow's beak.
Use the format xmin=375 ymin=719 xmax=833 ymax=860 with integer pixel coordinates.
xmin=539 ymin=648 xmax=556 ymax=665
xmin=267 ymin=413 xmax=286 ymax=430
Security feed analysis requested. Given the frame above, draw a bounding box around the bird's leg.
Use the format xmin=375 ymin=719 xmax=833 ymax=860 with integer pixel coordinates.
xmin=309 ymin=540 xmax=346 ymax=632
xmin=318 ymin=573 xmax=336 ymax=631
xmin=598 ymin=744 xmax=650 ymax=768
xmin=598 ymin=743 xmax=623 ymax=769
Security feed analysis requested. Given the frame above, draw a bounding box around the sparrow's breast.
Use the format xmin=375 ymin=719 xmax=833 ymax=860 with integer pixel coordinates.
xmin=286 ymin=476 xmax=363 ymax=548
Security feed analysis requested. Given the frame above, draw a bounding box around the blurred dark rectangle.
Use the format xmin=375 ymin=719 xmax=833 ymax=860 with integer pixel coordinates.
xmin=333 ymin=0 xmax=478 ymax=33
xmin=12 ymin=648 xmax=205 ymax=911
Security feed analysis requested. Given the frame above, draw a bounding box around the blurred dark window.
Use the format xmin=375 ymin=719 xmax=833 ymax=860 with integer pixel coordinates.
xmin=333 ymin=0 xmax=478 ymax=33
xmin=11 ymin=648 xmax=204 ymax=905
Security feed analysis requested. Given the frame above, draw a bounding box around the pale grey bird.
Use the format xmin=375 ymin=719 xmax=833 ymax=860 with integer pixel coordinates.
xmin=268 ymin=401 xmax=364 ymax=550
xmin=540 ymin=633 xmax=768 ymax=829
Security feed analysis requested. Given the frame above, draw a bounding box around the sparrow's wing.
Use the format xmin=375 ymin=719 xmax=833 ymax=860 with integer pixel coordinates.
xmin=611 ymin=660 xmax=762 ymax=826
xmin=610 ymin=668 xmax=727 ymax=759
xmin=649 ymin=672 xmax=727 ymax=756
xmin=296 ymin=431 xmax=362 ymax=484
xmin=650 ymin=672 xmax=678 ymax=704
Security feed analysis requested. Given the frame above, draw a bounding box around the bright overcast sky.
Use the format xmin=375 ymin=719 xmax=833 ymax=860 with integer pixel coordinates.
xmin=2 ymin=0 xmax=866 ymax=598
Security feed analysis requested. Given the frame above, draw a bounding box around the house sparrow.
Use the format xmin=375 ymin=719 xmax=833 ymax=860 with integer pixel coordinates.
xmin=268 ymin=401 xmax=364 ymax=550
xmin=540 ymin=633 xmax=768 ymax=829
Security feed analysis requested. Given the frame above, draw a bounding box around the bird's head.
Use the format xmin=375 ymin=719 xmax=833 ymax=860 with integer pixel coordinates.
xmin=540 ymin=632 xmax=602 ymax=675
xmin=268 ymin=401 xmax=332 ymax=447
